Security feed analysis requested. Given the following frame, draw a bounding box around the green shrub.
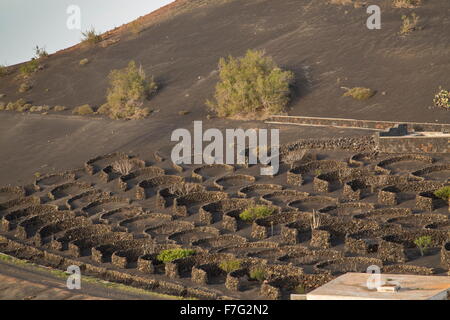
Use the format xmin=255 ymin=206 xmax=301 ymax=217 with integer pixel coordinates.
xmin=104 ymin=60 xmax=157 ymax=119
xmin=400 ymin=13 xmax=420 ymax=35
xmin=20 ymin=59 xmax=39 ymax=77
xmin=393 ymin=0 xmax=422 ymax=8
xmin=434 ymin=186 xmax=450 ymax=201
xmin=433 ymin=88 xmax=450 ymax=110
xmin=72 ymin=104 xmax=94 ymax=115
xmin=342 ymin=87 xmax=375 ymax=100
xmin=239 ymin=206 xmax=275 ymax=222
xmin=17 ymin=103 xmax=31 ymax=112
xmin=18 ymin=82 xmax=32 ymax=93
xmin=249 ymin=268 xmax=266 ymax=282
xmin=5 ymin=99 xmax=27 ymax=111
xmin=414 ymin=236 xmax=433 ymax=256
xmin=0 ymin=65 xmax=9 ymax=77
xmin=30 ymin=105 xmax=50 ymax=113
xmin=294 ymin=284 xmax=306 ymax=294
xmin=79 ymin=58 xmax=89 ymax=66
xmin=157 ymin=249 xmax=195 ymax=263
xmin=53 ymin=106 xmax=67 ymax=112
xmin=207 ymin=49 xmax=294 ymax=118
xmin=82 ymin=27 xmax=102 ymax=45
xmin=219 ymin=260 xmax=242 ymax=273
xmin=5 ymin=102 xmax=14 ymax=111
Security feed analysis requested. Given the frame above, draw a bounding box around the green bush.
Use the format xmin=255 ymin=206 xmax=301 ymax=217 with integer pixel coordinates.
xmin=433 ymin=89 xmax=450 ymax=110
xmin=81 ymin=27 xmax=102 ymax=45
xmin=157 ymin=249 xmax=195 ymax=263
xmin=239 ymin=206 xmax=275 ymax=222
xmin=400 ymin=13 xmax=420 ymax=35
xmin=219 ymin=260 xmax=242 ymax=273
xmin=249 ymin=268 xmax=266 ymax=282
xmin=20 ymin=59 xmax=39 ymax=77
xmin=434 ymin=186 xmax=450 ymax=201
xmin=207 ymin=49 xmax=294 ymax=118
xmin=104 ymin=61 xmax=157 ymax=120
xmin=342 ymin=87 xmax=375 ymax=100
xmin=414 ymin=236 xmax=433 ymax=257
xmin=72 ymin=104 xmax=94 ymax=115
xmin=17 ymin=104 xmax=32 ymax=112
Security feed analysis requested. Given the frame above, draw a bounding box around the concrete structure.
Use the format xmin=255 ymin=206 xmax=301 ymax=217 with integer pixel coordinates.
xmin=304 ymin=273 xmax=450 ymax=300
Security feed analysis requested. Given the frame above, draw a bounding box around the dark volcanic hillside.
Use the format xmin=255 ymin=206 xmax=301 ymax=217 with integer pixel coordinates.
xmin=1 ymin=0 xmax=449 ymax=123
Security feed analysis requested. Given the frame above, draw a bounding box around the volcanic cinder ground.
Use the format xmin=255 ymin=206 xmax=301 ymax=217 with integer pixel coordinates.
xmin=0 ymin=0 xmax=449 ymax=300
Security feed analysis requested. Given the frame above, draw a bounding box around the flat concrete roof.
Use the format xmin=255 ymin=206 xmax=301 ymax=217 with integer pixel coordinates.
xmin=307 ymin=273 xmax=450 ymax=300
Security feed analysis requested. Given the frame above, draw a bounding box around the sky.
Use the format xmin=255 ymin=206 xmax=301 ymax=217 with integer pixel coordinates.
xmin=0 ymin=0 xmax=174 ymax=66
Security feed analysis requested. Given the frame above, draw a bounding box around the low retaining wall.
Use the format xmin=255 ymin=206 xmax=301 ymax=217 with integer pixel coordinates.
xmin=267 ymin=115 xmax=450 ymax=132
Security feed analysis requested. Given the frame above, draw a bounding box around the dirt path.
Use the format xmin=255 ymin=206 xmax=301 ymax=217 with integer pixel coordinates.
xmin=0 ymin=259 xmax=176 ymax=300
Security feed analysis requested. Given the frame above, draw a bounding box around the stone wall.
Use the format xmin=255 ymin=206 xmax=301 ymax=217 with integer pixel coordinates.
xmin=375 ymin=134 xmax=450 ymax=154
